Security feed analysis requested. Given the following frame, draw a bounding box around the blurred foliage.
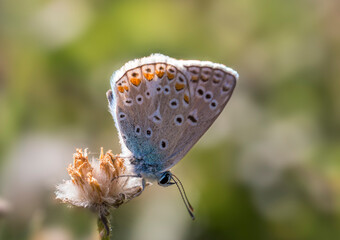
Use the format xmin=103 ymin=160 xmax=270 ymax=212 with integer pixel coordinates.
xmin=0 ymin=0 xmax=340 ymax=239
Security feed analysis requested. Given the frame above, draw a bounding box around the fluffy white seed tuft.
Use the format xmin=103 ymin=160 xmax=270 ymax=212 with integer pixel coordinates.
xmin=56 ymin=148 xmax=146 ymax=213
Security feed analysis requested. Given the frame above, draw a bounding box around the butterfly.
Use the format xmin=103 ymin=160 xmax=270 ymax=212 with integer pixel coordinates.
xmin=106 ymin=54 xmax=238 ymax=219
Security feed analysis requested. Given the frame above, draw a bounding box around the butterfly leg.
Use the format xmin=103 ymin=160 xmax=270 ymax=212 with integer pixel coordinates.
xmin=111 ymin=174 xmax=142 ymax=182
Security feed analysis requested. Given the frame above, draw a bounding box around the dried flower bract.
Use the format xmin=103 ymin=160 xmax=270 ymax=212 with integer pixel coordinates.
xmin=56 ymin=148 xmax=145 ymax=215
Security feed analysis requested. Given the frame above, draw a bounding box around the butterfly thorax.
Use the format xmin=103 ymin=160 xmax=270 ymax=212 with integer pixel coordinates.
xmin=129 ymin=156 xmax=166 ymax=179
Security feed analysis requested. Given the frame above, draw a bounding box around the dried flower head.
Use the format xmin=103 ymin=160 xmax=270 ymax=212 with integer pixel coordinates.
xmin=56 ymin=148 xmax=146 ymax=216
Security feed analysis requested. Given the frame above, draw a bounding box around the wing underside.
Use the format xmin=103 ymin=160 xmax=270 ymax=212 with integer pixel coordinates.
xmin=107 ymin=54 xmax=237 ymax=173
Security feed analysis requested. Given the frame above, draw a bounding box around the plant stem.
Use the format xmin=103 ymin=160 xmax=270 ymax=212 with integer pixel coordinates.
xmin=97 ymin=213 xmax=111 ymax=240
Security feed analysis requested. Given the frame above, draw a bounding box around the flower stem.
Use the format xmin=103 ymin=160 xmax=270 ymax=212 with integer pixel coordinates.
xmin=97 ymin=213 xmax=111 ymax=240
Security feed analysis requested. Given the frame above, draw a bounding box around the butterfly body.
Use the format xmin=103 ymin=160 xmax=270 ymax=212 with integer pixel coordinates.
xmin=107 ymin=54 xmax=238 ymax=181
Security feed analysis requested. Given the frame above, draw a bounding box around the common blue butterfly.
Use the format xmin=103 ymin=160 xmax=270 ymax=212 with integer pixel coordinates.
xmin=106 ymin=54 xmax=238 ymax=219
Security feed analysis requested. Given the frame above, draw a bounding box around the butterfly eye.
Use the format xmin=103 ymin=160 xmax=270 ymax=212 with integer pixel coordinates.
xmin=158 ymin=172 xmax=172 ymax=186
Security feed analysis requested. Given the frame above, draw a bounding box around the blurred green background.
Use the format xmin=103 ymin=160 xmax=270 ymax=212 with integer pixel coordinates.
xmin=1 ymin=0 xmax=340 ymax=239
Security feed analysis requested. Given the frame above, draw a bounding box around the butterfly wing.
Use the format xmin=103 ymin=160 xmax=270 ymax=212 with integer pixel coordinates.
xmin=107 ymin=54 xmax=238 ymax=173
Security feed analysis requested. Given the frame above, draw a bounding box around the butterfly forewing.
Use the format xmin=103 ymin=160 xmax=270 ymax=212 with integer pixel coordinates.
xmin=168 ymin=62 xmax=237 ymax=168
xmin=109 ymin=54 xmax=237 ymax=173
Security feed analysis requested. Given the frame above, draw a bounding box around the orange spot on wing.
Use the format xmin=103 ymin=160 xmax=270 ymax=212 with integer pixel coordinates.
xmin=201 ymin=75 xmax=209 ymax=82
xmin=118 ymin=86 xmax=124 ymax=93
xmin=130 ymin=78 xmax=141 ymax=86
xmin=191 ymin=76 xmax=199 ymax=82
xmin=222 ymin=85 xmax=230 ymax=92
xmin=175 ymin=83 xmax=185 ymax=91
xmin=156 ymin=70 xmax=164 ymax=78
xmin=143 ymin=73 xmax=154 ymax=81
xmin=213 ymin=78 xmax=221 ymax=84
xmin=167 ymin=72 xmax=175 ymax=80
xmin=124 ymin=85 xmax=129 ymax=91
xmin=184 ymin=94 xmax=189 ymax=103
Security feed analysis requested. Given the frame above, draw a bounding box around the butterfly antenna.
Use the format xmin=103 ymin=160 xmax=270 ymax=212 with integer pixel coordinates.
xmin=171 ymin=174 xmax=195 ymax=220
xmin=172 ymin=174 xmax=194 ymax=212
